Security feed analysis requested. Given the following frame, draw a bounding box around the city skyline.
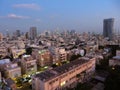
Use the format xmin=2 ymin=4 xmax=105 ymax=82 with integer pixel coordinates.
xmin=0 ymin=0 xmax=120 ymax=34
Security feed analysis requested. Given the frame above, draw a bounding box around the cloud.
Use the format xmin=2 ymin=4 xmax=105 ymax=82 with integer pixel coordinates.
xmin=0 ymin=14 xmax=30 ymax=19
xmin=13 ymin=3 xmax=40 ymax=10
xmin=35 ymin=19 xmax=41 ymax=22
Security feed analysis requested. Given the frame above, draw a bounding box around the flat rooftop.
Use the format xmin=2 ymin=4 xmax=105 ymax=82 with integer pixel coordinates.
xmin=34 ymin=57 xmax=91 ymax=82
xmin=112 ymin=56 xmax=120 ymax=60
xmin=0 ymin=59 xmax=10 ymax=64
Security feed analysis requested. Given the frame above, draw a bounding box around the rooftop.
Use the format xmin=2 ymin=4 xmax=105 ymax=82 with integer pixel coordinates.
xmin=0 ymin=59 xmax=10 ymax=64
xmin=5 ymin=63 xmax=20 ymax=70
xmin=113 ymin=56 xmax=120 ymax=60
xmin=34 ymin=57 xmax=91 ymax=82
xmin=23 ymin=55 xmax=30 ymax=58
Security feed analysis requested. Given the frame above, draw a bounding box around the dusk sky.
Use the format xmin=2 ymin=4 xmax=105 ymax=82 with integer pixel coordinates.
xmin=0 ymin=0 xmax=120 ymax=34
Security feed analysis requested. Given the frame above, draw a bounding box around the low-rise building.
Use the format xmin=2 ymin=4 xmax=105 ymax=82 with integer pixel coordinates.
xmin=0 ymin=59 xmax=11 ymax=77
xmin=49 ymin=47 xmax=67 ymax=64
xmin=9 ymin=45 xmax=25 ymax=59
xmin=5 ymin=78 xmax=17 ymax=90
xmin=32 ymin=56 xmax=95 ymax=90
xmin=0 ymin=47 xmax=7 ymax=58
xmin=5 ymin=63 xmax=21 ymax=78
xmin=12 ymin=49 xmax=26 ymax=59
xmin=109 ymin=56 xmax=120 ymax=66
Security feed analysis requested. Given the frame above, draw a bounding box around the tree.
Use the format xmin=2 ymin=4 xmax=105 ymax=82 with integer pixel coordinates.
xmin=26 ymin=47 xmax=32 ymax=55
xmin=104 ymin=65 xmax=120 ymax=90
xmin=16 ymin=77 xmax=23 ymax=87
xmin=51 ymin=64 xmax=57 ymax=68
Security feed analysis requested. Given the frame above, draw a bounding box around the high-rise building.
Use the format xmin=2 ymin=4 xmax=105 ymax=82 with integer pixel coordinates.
xmin=16 ymin=30 xmax=21 ymax=37
xmin=103 ymin=18 xmax=114 ymax=40
xmin=29 ymin=27 xmax=37 ymax=40
xmin=25 ymin=32 xmax=29 ymax=39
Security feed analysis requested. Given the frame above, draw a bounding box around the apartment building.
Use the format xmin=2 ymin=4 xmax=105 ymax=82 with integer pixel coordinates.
xmin=0 ymin=46 xmax=7 ymax=58
xmin=21 ymin=55 xmax=37 ymax=75
xmin=32 ymin=56 xmax=95 ymax=90
xmin=58 ymin=48 xmax=67 ymax=62
xmin=5 ymin=63 xmax=21 ymax=78
xmin=49 ymin=47 xmax=67 ymax=64
xmin=109 ymin=56 xmax=120 ymax=66
xmin=33 ymin=49 xmax=52 ymax=67
xmin=109 ymin=50 xmax=120 ymax=66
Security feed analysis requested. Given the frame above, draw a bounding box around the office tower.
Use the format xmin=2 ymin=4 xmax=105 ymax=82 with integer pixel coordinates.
xmin=29 ymin=27 xmax=37 ymax=40
xmin=16 ymin=30 xmax=21 ymax=37
xmin=103 ymin=18 xmax=114 ymax=40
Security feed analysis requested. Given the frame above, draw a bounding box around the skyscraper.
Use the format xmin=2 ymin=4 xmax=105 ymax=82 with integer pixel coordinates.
xmin=103 ymin=18 xmax=114 ymax=40
xmin=16 ymin=30 xmax=21 ymax=37
xmin=29 ymin=27 xmax=37 ymax=40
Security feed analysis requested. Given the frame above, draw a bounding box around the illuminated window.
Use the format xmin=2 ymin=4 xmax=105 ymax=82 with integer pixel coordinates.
xmin=60 ymin=81 xmax=66 ymax=86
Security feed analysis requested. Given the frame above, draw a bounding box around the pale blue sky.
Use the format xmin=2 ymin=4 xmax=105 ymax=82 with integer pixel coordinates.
xmin=0 ymin=0 xmax=120 ymax=34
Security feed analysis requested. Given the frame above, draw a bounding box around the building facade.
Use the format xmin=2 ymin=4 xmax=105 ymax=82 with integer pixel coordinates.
xmin=29 ymin=27 xmax=37 ymax=40
xmin=58 ymin=48 xmax=67 ymax=62
xmin=49 ymin=47 xmax=67 ymax=64
xmin=21 ymin=55 xmax=37 ymax=75
xmin=32 ymin=56 xmax=95 ymax=90
xmin=5 ymin=63 xmax=21 ymax=78
xmin=16 ymin=30 xmax=21 ymax=37
xmin=109 ymin=56 xmax=120 ymax=66
xmin=103 ymin=18 xmax=114 ymax=40
xmin=36 ymin=50 xmax=52 ymax=67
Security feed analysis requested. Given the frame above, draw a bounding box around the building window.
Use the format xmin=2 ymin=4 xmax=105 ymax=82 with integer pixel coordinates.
xmin=60 ymin=81 xmax=66 ymax=86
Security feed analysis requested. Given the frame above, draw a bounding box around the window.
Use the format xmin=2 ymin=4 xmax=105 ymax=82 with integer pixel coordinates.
xmin=60 ymin=81 xmax=66 ymax=86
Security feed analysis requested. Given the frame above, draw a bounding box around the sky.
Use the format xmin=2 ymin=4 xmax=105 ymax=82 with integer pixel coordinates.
xmin=0 ymin=0 xmax=120 ymax=34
